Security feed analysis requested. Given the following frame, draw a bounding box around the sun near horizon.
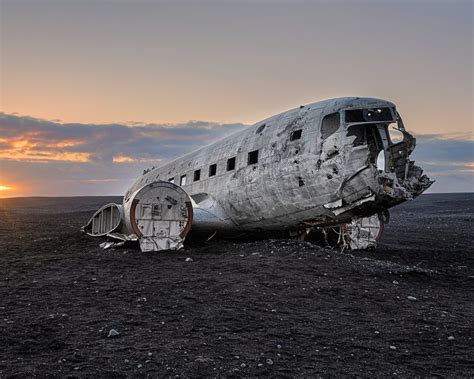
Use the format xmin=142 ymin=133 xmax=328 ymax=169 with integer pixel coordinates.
xmin=0 ymin=184 xmax=15 ymax=197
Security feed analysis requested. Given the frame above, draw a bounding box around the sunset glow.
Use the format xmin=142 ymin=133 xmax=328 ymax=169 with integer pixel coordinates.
xmin=113 ymin=155 xmax=136 ymax=163
xmin=0 ymin=148 xmax=91 ymax=163
xmin=113 ymin=155 xmax=159 ymax=164
xmin=0 ymin=0 xmax=472 ymax=196
xmin=0 ymin=184 xmax=16 ymax=197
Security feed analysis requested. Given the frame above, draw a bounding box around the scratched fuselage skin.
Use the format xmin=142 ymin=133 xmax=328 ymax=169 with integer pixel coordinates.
xmin=125 ymin=97 xmax=431 ymax=235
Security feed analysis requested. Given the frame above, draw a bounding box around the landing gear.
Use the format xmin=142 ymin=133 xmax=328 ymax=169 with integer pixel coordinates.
xmin=342 ymin=213 xmax=385 ymax=249
xmin=303 ymin=212 xmax=388 ymax=250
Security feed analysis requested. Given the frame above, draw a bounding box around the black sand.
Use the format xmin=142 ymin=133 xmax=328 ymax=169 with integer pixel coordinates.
xmin=0 ymin=193 xmax=473 ymax=377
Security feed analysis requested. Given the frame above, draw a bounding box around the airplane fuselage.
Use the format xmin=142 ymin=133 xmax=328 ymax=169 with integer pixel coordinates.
xmin=83 ymin=97 xmax=432 ymax=250
xmin=123 ymin=97 xmax=431 ymax=235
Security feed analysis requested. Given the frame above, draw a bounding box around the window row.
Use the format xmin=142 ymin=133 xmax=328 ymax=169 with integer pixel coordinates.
xmin=169 ymin=149 xmax=260 ymax=186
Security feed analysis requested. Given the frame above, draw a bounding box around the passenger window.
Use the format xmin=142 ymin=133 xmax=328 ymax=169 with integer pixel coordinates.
xmin=193 ymin=169 xmax=201 ymax=182
xmin=209 ymin=164 xmax=217 ymax=177
xmin=180 ymin=175 xmax=187 ymax=186
xmin=248 ymin=150 xmax=259 ymax=165
xmin=169 ymin=177 xmax=175 ymax=184
xmin=290 ymin=129 xmax=302 ymax=141
xmin=321 ymin=112 xmax=340 ymax=139
xmin=227 ymin=157 xmax=236 ymax=171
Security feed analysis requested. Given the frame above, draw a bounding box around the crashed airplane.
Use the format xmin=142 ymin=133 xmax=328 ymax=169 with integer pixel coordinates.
xmin=83 ymin=97 xmax=432 ymax=251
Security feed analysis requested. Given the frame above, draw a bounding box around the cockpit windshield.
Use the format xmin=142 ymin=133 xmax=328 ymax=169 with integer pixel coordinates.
xmin=345 ymin=107 xmax=395 ymax=123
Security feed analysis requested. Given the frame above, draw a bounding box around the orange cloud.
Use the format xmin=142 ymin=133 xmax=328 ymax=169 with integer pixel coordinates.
xmin=0 ymin=148 xmax=91 ymax=163
xmin=429 ymin=169 xmax=474 ymax=176
xmin=48 ymin=140 xmax=84 ymax=148
xmin=0 ymin=128 xmax=89 ymax=163
xmin=113 ymin=155 xmax=136 ymax=163
xmin=113 ymin=155 xmax=159 ymax=164
xmin=13 ymin=139 xmax=34 ymax=149
xmin=0 ymin=135 xmax=90 ymax=162
xmin=0 ymin=113 xmax=246 ymax=168
xmin=450 ymin=162 xmax=474 ymax=168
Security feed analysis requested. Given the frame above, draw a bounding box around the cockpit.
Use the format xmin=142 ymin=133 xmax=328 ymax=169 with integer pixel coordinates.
xmin=345 ymin=107 xmax=395 ymax=123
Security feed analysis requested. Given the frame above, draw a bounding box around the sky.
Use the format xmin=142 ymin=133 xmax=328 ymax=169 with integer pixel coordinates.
xmin=0 ymin=0 xmax=472 ymax=197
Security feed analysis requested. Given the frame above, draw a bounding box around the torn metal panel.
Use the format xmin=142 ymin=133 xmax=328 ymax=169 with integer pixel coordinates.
xmin=82 ymin=203 xmax=124 ymax=236
xmin=84 ymin=97 xmax=433 ymax=251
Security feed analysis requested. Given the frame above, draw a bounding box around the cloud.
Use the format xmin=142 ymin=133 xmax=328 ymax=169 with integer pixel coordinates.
xmin=412 ymin=134 xmax=474 ymax=193
xmin=413 ymin=134 xmax=473 ymax=164
xmin=0 ymin=113 xmax=472 ymax=196
xmin=0 ymin=113 xmax=246 ymax=165
xmin=0 ymin=113 xmax=246 ymax=196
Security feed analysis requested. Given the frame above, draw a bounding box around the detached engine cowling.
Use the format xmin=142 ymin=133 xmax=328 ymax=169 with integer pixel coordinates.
xmin=83 ymin=181 xmax=193 ymax=251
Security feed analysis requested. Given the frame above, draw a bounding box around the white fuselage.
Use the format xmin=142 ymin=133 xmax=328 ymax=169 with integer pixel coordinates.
xmin=123 ymin=97 xmax=431 ymax=235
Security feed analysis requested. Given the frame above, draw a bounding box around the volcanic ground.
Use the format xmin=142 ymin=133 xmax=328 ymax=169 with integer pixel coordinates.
xmin=0 ymin=193 xmax=472 ymax=377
